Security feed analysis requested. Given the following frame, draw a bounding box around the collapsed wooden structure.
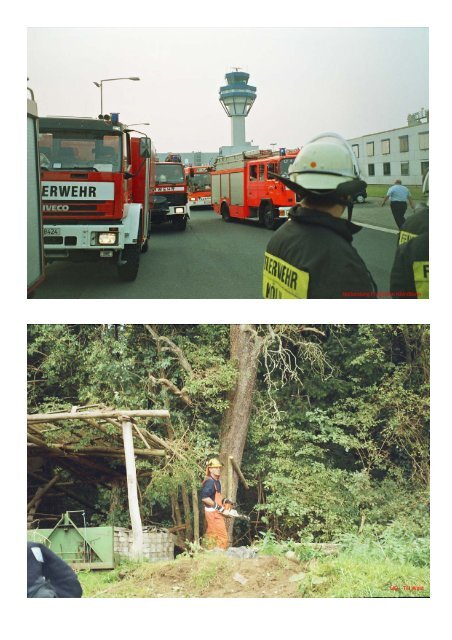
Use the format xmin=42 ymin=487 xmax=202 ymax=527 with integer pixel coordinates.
xmin=27 ymin=405 xmax=180 ymax=559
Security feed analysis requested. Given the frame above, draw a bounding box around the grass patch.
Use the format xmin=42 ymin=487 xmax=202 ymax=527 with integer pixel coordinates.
xmin=366 ymin=184 xmax=424 ymax=200
xmin=296 ymin=555 xmax=429 ymax=598
xmin=188 ymin=554 xmax=229 ymax=591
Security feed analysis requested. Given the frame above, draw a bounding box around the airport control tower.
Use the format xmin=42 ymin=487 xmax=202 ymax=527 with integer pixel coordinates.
xmin=219 ymin=69 xmax=258 ymax=155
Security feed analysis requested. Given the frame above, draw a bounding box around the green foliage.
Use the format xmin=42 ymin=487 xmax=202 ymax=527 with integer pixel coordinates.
xmin=28 ymin=324 xmax=429 ymax=551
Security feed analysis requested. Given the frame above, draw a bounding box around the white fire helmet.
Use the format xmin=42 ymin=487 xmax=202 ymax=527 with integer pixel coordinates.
xmin=288 ymin=133 xmax=364 ymax=195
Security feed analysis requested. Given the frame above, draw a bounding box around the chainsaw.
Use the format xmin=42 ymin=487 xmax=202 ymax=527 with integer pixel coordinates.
xmin=224 ymin=509 xmax=251 ymax=522
xmin=222 ymin=500 xmax=251 ymax=522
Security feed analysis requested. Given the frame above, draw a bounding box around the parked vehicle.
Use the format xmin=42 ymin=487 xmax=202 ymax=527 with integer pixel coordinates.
xmin=39 ymin=114 xmax=155 ymax=281
xmin=27 ymin=87 xmax=45 ymax=296
xmin=185 ymin=165 xmax=213 ymax=208
xmin=150 ymin=161 xmax=188 ymax=230
xmin=211 ymin=149 xmax=300 ymax=229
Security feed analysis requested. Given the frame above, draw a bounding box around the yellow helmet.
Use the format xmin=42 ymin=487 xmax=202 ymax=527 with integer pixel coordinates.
xmin=206 ymin=458 xmax=222 ymax=476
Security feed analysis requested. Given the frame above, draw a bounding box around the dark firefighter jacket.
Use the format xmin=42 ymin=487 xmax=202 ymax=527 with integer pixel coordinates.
xmin=398 ymin=206 xmax=429 ymax=245
xmin=263 ymin=206 xmax=377 ymax=299
xmin=27 ymin=542 xmax=83 ymax=598
xmin=390 ymin=231 xmax=429 ymax=299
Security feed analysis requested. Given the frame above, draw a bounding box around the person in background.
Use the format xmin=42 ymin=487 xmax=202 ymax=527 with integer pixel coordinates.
xmin=390 ymin=172 xmax=429 ymax=299
xmin=200 ymin=458 xmax=233 ymax=549
xmin=381 ymin=179 xmax=415 ymax=229
xmin=263 ymin=133 xmax=377 ymax=299
xmin=27 ymin=541 xmax=83 ymax=597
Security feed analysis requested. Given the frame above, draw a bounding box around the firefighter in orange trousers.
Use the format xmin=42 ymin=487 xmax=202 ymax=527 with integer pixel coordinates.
xmin=201 ymin=458 xmax=233 ymax=549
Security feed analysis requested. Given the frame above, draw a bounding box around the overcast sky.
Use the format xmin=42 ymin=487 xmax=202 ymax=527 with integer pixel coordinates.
xmin=27 ymin=27 xmax=428 ymax=153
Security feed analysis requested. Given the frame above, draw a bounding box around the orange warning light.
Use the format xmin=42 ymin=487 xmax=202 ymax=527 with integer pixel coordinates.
xmin=310 ymin=161 xmax=317 ymax=168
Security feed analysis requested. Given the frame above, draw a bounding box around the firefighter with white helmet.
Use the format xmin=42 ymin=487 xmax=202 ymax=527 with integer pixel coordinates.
xmin=200 ymin=457 xmax=233 ymax=549
xmin=263 ymin=133 xmax=377 ymax=299
xmin=390 ymin=171 xmax=429 ymax=299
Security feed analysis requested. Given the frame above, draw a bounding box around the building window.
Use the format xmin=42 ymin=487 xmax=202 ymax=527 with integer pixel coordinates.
xmin=381 ymin=139 xmax=390 ymax=155
xmin=366 ymin=142 xmax=374 ymax=157
xmin=401 ymin=162 xmax=409 ymax=176
xmin=419 ymin=132 xmax=429 ymax=150
xmin=352 ymin=144 xmax=359 ymax=158
xmin=383 ymin=162 xmax=391 ymax=176
xmin=368 ymin=164 xmax=375 ymax=176
xmin=399 ymin=135 xmax=409 ymax=152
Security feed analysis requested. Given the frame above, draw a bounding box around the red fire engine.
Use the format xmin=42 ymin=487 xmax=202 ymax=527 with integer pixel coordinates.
xmin=38 ymin=114 xmax=155 ymax=281
xmin=185 ymin=165 xmax=213 ymax=208
xmin=211 ymin=149 xmax=300 ymax=229
xmin=150 ymin=158 xmax=188 ymax=231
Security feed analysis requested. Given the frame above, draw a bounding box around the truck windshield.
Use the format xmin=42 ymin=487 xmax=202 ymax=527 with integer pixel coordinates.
xmin=189 ymin=172 xmax=211 ymax=191
xmin=156 ymin=164 xmax=184 ymax=184
xmin=279 ymin=157 xmax=296 ymax=178
xmin=38 ymin=131 xmax=122 ymax=172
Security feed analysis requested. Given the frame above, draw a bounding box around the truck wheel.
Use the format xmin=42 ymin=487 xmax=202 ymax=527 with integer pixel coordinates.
xmin=221 ymin=202 xmax=231 ymax=222
xmin=172 ymin=215 xmax=187 ymax=231
xmin=262 ymin=204 xmax=278 ymax=230
xmin=117 ymin=243 xmax=140 ymax=281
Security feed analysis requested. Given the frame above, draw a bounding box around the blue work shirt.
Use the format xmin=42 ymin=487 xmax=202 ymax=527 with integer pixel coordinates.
xmin=201 ymin=477 xmax=221 ymax=501
xmin=386 ymin=184 xmax=411 ymax=202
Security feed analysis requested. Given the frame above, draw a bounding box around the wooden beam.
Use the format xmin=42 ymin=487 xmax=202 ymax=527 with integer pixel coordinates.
xmin=228 ymin=456 xmax=234 ymax=499
xmin=27 ymin=472 xmax=61 ymax=510
xmin=27 ymin=409 xmax=170 ymax=423
xmin=122 ymin=419 xmax=144 ymax=561
xmin=230 ymin=456 xmax=250 ymax=490
xmin=31 ymin=443 xmax=166 ymax=457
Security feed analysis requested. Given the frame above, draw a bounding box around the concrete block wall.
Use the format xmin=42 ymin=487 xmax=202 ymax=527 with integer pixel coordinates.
xmin=114 ymin=527 xmax=174 ymax=563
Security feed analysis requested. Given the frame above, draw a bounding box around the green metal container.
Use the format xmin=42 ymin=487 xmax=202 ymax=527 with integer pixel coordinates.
xmin=27 ymin=511 xmax=115 ymax=569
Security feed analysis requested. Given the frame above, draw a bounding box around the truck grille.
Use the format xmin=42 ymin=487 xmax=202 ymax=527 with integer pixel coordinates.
xmin=153 ymin=192 xmax=187 ymax=209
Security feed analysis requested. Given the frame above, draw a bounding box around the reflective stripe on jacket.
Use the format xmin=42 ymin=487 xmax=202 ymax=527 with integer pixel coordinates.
xmin=263 ymin=206 xmax=377 ymax=299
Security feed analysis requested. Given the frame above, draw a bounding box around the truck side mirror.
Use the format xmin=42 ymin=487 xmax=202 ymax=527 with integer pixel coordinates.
xmin=140 ymin=137 xmax=151 ymax=158
xmin=189 ymin=168 xmax=194 ymax=177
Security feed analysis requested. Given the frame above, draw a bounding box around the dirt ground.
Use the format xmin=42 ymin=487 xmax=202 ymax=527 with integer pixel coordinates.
xmin=84 ymin=553 xmax=308 ymax=598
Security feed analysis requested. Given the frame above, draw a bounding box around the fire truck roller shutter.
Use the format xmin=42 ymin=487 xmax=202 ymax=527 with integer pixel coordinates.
xmin=230 ymin=172 xmax=244 ymax=206
xmin=220 ymin=173 xmax=230 ymax=200
xmin=211 ymin=173 xmax=221 ymax=205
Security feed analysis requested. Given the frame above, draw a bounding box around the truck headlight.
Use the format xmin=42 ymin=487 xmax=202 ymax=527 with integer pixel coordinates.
xmin=98 ymin=232 xmax=118 ymax=245
xmin=175 ymin=207 xmax=185 ymax=213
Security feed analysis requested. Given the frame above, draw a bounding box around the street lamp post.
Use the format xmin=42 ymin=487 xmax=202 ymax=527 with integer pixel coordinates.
xmin=93 ymin=77 xmax=140 ymax=115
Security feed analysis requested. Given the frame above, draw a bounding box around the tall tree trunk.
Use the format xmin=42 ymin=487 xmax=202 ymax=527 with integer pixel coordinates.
xmin=219 ymin=325 xmax=263 ymax=541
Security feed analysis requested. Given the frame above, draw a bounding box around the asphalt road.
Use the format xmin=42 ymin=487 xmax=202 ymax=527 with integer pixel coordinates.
xmin=34 ymin=200 xmax=404 ymax=299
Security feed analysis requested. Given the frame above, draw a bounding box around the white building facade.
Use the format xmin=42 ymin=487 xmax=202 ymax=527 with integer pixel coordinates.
xmin=348 ymin=119 xmax=429 ymax=187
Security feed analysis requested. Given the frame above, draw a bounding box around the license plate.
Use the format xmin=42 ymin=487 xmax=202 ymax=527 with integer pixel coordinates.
xmin=44 ymin=227 xmax=61 ymax=236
